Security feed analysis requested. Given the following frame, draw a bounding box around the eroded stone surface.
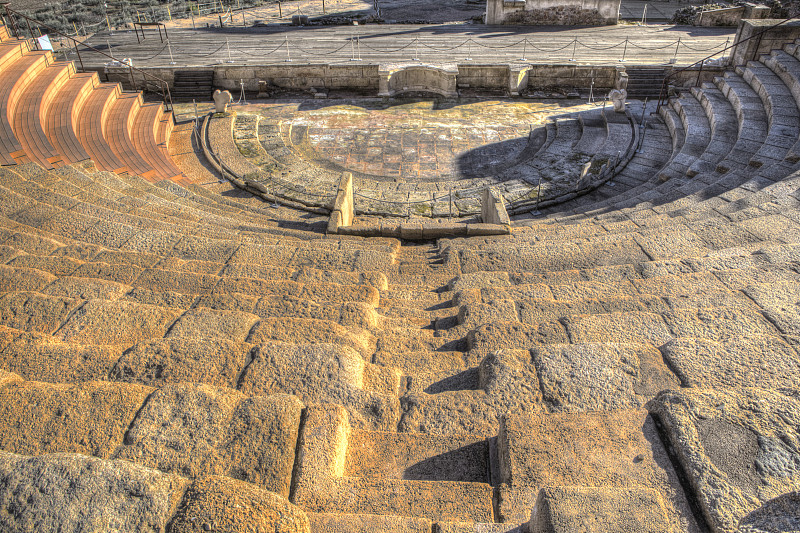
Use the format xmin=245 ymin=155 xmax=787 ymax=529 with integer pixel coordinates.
xmin=0 ymin=334 xmax=124 ymax=383
xmin=308 ymin=512 xmax=431 ymax=533
xmin=528 ymin=486 xmax=673 ymax=533
xmin=246 ymin=317 xmax=374 ymax=359
xmin=660 ymin=337 xmax=800 ymax=389
xmin=497 ymin=409 xmax=700 ymax=531
xmin=170 ymin=475 xmax=311 ymax=533
xmin=532 ymin=343 xmax=680 ymax=411
xmin=110 ymin=337 xmax=253 ymax=389
xmin=166 ymin=307 xmax=260 ymax=342
xmin=0 ymin=380 xmax=152 ymax=459
xmin=116 ymin=383 xmax=302 ymax=497
xmin=56 ymin=299 xmax=183 ymax=345
xmin=400 ymin=350 xmax=545 ymax=436
xmin=651 ymin=388 xmax=800 ymax=533
xmin=239 ymin=342 xmax=398 ymax=431
xmin=0 ymin=451 xmax=188 ymax=533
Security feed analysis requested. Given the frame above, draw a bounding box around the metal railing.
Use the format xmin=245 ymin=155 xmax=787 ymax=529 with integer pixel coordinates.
xmin=0 ymin=2 xmax=173 ymax=112
xmin=656 ymin=15 xmax=798 ymax=112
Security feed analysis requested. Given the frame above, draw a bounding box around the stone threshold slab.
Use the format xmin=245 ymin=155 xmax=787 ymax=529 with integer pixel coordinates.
xmin=336 ymin=222 xmax=511 ymax=239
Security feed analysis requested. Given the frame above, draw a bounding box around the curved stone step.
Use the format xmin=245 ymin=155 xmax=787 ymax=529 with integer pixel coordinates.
xmin=0 ymin=375 xmax=303 ymax=497
xmin=0 ymin=39 xmax=28 ymax=74
xmin=11 ymin=61 xmax=75 ymax=169
xmin=579 ymin=110 xmax=680 ymax=209
xmin=131 ymin=103 xmax=182 ymax=181
xmin=572 ymin=108 xmax=608 ymax=155
xmin=0 ymin=50 xmax=51 ymax=164
xmin=740 ymin=60 xmax=800 ymax=165
xmin=595 ymin=107 xmax=633 ymax=159
xmin=715 ymin=72 xmax=769 ymax=170
xmin=543 ymin=117 xmax=581 ymax=156
xmin=105 ymin=92 xmax=152 ymax=178
xmin=765 ymin=49 xmax=800 ymax=113
xmin=44 ymin=72 xmax=95 ymax=164
xmin=550 ymin=108 xmax=681 ymax=216
xmin=665 ymin=93 xmax=711 ymax=180
xmin=585 ymin=116 xmax=683 ymax=212
xmin=0 ymin=447 xmax=310 ymax=532
xmin=76 ymin=84 xmax=127 ymax=174
xmin=533 ymin=119 xmax=557 ymax=157
xmin=293 ymin=404 xmax=495 ymax=523
xmin=585 ymin=68 xmax=796 ymax=222
xmin=688 ymin=84 xmax=739 ymax=174
xmin=0 ymin=176 xmax=398 ymax=275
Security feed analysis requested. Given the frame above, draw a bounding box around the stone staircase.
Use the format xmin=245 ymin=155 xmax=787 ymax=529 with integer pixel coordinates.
xmin=0 ymin=22 xmax=798 ymax=533
xmin=625 ymin=67 xmax=669 ymax=98
xmin=538 ymin=39 xmax=800 ymax=224
xmin=171 ymin=69 xmax=214 ymax=100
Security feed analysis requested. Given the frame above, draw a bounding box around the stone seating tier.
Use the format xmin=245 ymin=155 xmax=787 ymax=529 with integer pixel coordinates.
xmin=213 ymin=105 xmax=637 ymax=219
xmin=0 ymin=23 xmax=798 ymax=533
xmin=0 ymin=29 xmax=181 ymax=181
xmin=0 ymin=154 xmax=799 ymax=528
xmin=538 ymin=39 xmax=800 ymax=223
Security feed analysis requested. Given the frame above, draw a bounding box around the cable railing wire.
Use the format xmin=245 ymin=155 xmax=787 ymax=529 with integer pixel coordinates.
xmin=468 ymin=37 xmax=528 ymax=50
xmin=72 ymin=30 xmax=731 ymax=65
xmin=291 ymin=40 xmax=352 ymax=57
xmin=419 ymin=39 xmax=469 ymax=52
xmin=622 ymin=39 xmax=680 ymax=50
xmin=574 ymin=39 xmax=628 ymax=51
xmin=357 ymin=40 xmax=417 ymax=53
xmin=228 ymin=40 xmax=289 ymax=57
xmin=676 ymin=40 xmax=729 ymax=52
xmin=524 ymin=40 xmax=580 ymax=53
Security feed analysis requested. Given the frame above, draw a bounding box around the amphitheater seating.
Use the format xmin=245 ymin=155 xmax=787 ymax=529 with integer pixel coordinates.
xmin=0 ymin=29 xmax=181 ymax=181
xmin=543 ymin=43 xmax=800 ymax=222
xmin=0 ymin=19 xmax=799 ymax=533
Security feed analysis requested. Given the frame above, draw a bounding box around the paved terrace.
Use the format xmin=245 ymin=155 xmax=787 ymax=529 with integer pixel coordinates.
xmin=76 ymin=24 xmax=735 ymax=68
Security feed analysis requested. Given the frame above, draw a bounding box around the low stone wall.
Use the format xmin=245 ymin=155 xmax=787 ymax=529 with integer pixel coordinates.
xmin=486 ymin=0 xmax=620 ymax=25
xmin=731 ymin=18 xmax=800 ymax=67
xmin=672 ymin=65 xmax=727 ymax=88
xmin=694 ymin=4 xmax=769 ymax=27
xmin=457 ymin=65 xmax=510 ymax=90
xmin=104 ymin=63 xmax=622 ymax=97
xmin=526 ymin=65 xmax=616 ymax=91
xmin=105 ymin=64 xmax=380 ymax=94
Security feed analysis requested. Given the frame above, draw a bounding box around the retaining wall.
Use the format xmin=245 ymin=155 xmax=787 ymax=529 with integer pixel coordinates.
xmin=103 ymin=63 xmax=625 ymax=97
xmin=694 ymin=4 xmax=770 ymax=27
xmin=486 ymin=0 xmax=620 ymax=25
xmin=731 ymin=18 xmax=800 ymax=66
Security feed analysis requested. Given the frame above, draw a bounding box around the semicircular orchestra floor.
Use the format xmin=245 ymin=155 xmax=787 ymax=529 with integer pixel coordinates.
xmin=213 ymin=97 xmax=626 ymax=217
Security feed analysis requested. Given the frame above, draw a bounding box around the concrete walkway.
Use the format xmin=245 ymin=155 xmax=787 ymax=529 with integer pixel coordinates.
xmin=78 ymin=23 xmax=735 ymax=68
